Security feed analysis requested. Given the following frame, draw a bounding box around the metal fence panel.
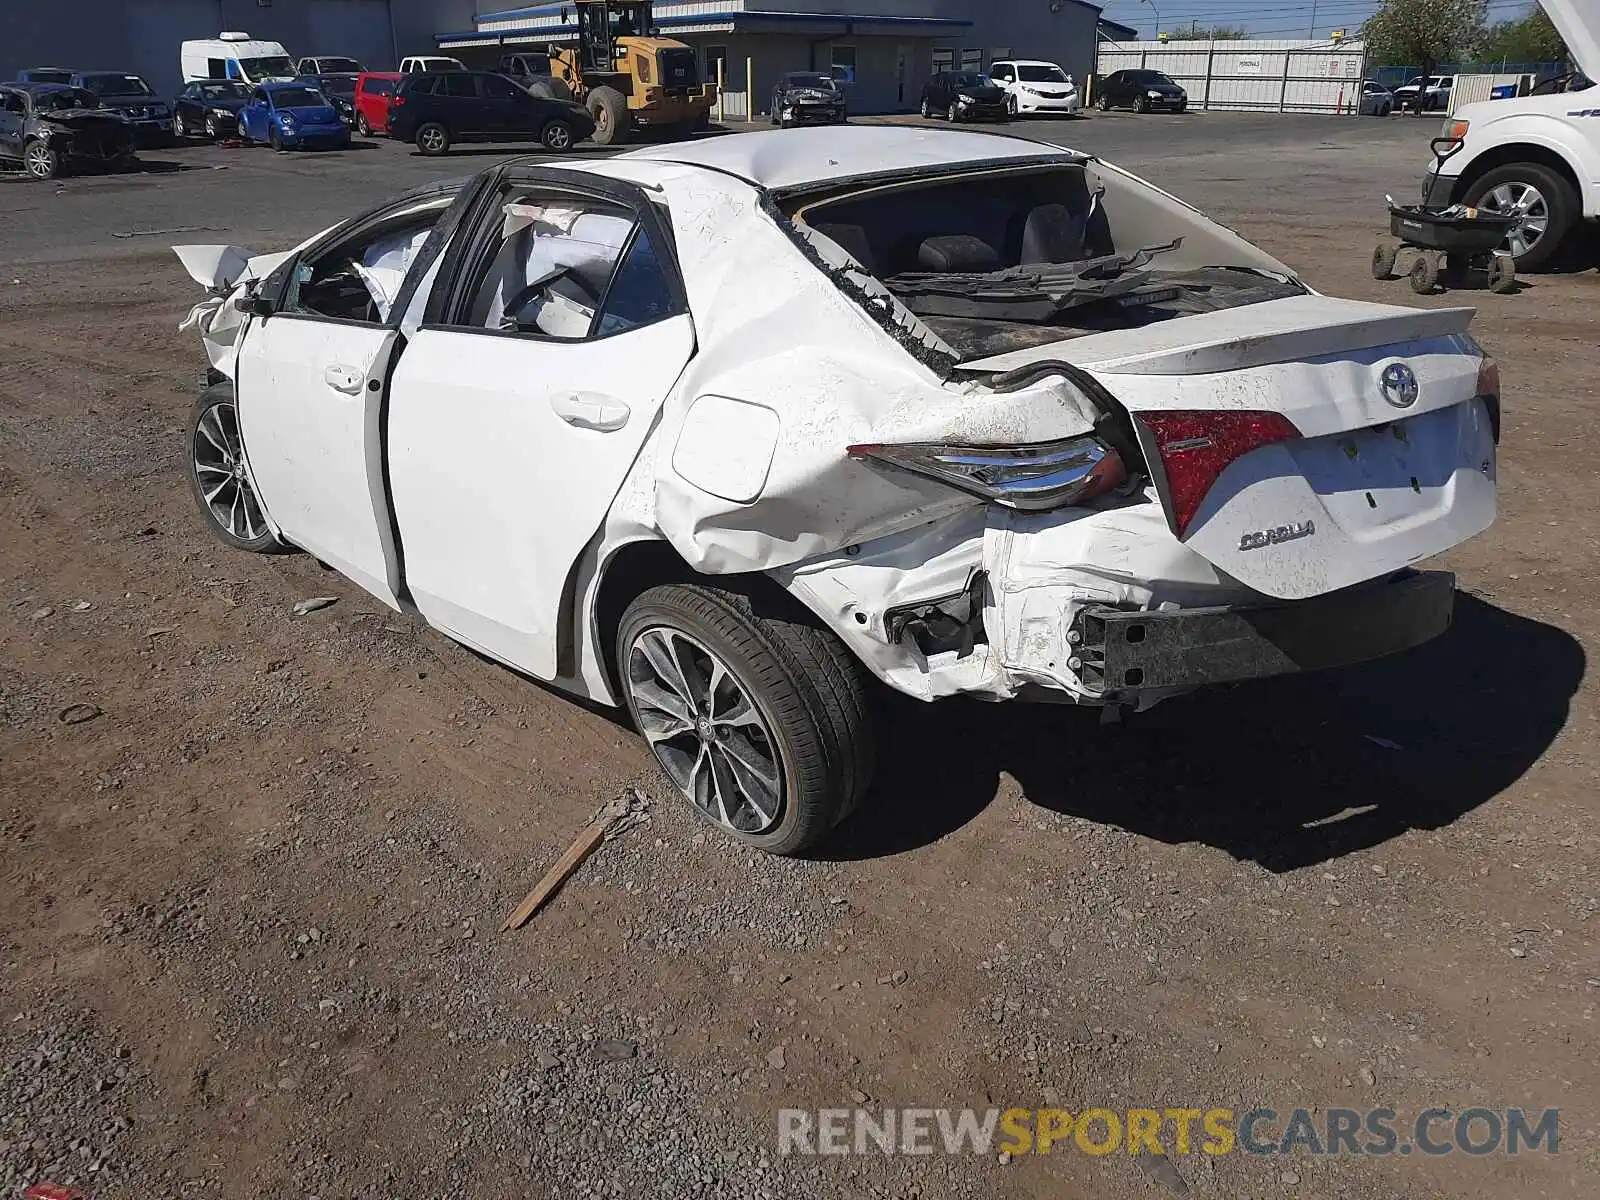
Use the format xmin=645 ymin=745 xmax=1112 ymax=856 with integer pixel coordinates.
xmin=1097 ymin=39 xmax=1368 ymax=114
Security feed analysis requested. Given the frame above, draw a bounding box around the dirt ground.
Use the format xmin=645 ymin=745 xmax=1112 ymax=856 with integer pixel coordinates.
xmin=2 ymin=114 xmax=1598 ymax=1199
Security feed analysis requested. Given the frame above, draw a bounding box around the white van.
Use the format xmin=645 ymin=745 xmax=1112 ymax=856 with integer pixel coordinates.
xmin=1422 ymin=0 xmax=1598 ymax=269
xmin=181 ymin=33 xmax=298 ymax=86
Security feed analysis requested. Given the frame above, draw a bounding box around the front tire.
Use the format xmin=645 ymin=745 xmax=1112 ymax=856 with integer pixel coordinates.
xmin=187 ymin=384 xmax=287 ymax=554
xmin=948 ymin=102 xmax=961 ymax=122
xmin=1461 ymin=162 xmax=1578 ymax=270
xmin=586 ymin=85 xmax=629 ymax=146
xmin=23 ymin=139 xmax=58 ymax=180
xmin=173 ymin=110 xmax=188 ymax=138
xmin=1096 ymin=92 xmax=1111 ymax=111
xmin=617 ymin=584 xmax=874 ymax=857
xmin=920 ymin=97 xmax=932 ymax=119
xmin=268 ymin=126 xmax=283 ymax=152
xmin=357 ymin=113 xmax=371 ymax=136
xmin=415 ymin=121 xmax=450 ymax=156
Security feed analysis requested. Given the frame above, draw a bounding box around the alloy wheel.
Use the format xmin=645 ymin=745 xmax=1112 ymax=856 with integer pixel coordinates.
xmin=174 ymin=110 xmax=187 ymax=137
xmin=192 ymin=401 xmax=267 ymax=543
xmin=626 ymin=626 xmax=786 ymax=836
xmin=206 ymin=114 xmax=219 ymax=138
xmin=419 ymin=126 xmax=445 ymax=153
xmin=544 ymin=122 xmax=572 ymax=150
xmin=1478 ymin=180 xmax=1548 ymax=259
xmin=24 ymin=142 xmax=55 ymax=179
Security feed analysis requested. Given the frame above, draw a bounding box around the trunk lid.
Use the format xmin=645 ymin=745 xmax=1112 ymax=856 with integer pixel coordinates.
xmin=960 ymin=296 xmax=1497 ymax=600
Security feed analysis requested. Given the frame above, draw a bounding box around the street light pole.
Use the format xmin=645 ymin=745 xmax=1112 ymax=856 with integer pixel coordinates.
xmin=1141 ymin=0 xmax=1161 ymax=39
xmin=1308 ymin=0 xmax=1319 ymax=39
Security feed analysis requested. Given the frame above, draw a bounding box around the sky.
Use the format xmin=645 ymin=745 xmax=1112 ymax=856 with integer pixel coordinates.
xmin=1096 ymin=0 xmax=1540 ymax=41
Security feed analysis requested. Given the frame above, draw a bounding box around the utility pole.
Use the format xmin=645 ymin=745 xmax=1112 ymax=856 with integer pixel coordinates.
xmin=1307 ymin=0 xmax=1319 ymax=39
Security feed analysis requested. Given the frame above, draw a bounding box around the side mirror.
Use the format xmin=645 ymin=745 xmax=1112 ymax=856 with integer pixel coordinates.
xmin=234 ymin=293 xmax=274 ymax=318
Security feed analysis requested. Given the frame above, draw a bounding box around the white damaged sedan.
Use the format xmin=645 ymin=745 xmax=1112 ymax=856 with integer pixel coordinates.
xmin=176 ymin=127 xmax=1499 ymax=854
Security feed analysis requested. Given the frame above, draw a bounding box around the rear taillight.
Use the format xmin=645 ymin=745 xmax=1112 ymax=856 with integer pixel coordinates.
xmin=391 ymin=94 xmax=406 ymax=107
xmin=1137 ymin=410 xmax=1302 ymax=538
xmin=847 ymin=435 xmax=1127 ymax=511
xmin=1477 ymin=355 xmax=1500 ymax=443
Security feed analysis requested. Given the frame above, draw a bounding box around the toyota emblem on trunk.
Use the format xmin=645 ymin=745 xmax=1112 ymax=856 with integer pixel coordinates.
xmin=1380 ymin=363 xmax=1419 ymax=408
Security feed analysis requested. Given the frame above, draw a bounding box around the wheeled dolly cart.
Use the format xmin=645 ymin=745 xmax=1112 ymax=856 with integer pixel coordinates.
xmin=1371 ymin=139 xmax=1521 ymax=295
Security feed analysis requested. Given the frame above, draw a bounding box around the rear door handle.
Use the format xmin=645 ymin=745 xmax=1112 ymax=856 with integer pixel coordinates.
xmin=323 ymin=364 xmax=364 ymax=395
xmin=550 ymin=392 xmax=629 ymax=432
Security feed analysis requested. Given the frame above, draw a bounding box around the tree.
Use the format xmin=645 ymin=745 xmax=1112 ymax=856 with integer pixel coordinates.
xmin=1478 ymin=7 xmax=1571 ymax=64
xmin=1361 ymin=0 xmax=1486 ymax=73
xmin=1164 ymin=22 xmax=1249 ymax=40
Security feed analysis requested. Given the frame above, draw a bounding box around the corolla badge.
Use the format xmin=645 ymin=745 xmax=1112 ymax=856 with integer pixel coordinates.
xmin=1239 ymin=520 xmax=1315 ymax=552
xmin=1380 ymin=362 xmax=1419 ymax=408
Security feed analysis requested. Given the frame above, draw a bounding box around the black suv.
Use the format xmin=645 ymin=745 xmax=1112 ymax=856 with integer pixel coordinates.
xmin=920 ymin=72 xmax=1010 ymax=122
xmin=388 ymin=71 xmax=595 ymax=155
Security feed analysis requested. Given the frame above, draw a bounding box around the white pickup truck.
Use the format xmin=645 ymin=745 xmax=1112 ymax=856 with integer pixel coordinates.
xmin=1422 ymin=0 xmax=1599 ymax=268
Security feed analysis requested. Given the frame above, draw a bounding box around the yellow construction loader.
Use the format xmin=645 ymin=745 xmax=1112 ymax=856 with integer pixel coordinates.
xmin=532 ymin=0 xmax=717 ymax=145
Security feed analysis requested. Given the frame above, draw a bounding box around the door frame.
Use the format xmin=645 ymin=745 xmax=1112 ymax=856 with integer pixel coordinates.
xmin=238 ymin=174 xmax=490 ymax=595
xmin=423 ymin=164 xmax=691 ymax=335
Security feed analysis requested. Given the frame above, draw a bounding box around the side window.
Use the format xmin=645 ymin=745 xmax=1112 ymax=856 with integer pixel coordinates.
xmin=443 ymin=74 xmax=477 ymax=98
xmin=483 ymin=75 xmax=522 ymax=100
xmin=285 ymin=200 xmax=454 ymax=323
xmin=594 ymin=226 xmax=675 ymax=337
xmin=208 ymin=58 xmax=226 ymax=78
xmin=251 ymin=89 xmax=268 ymax=105
xmin=1 ymin=92 xmax=23 ymax=115
xmin=461 ymin=194 xmax=678 ymax=340
xmin=993 ymin=65 xmax=1013 ymax=82
xmin=406 ymin=76 xmax=437 ymax=96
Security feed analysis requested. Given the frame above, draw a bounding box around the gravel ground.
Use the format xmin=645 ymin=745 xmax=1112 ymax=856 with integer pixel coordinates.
xmin=2 ymin=112 xmax=1598 ymax=1199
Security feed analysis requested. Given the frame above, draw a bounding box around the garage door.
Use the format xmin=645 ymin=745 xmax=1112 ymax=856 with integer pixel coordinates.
xmin=307 ymin=0 xmax=395 ymax=72
xmin=124 ymin=0 xmax=219 ymax=96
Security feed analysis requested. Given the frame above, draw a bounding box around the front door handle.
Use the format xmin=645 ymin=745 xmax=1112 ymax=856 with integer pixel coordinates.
xmin=550 ymin=391 xmax=629 ymax=432
xmin=323 ymin=364 xmax=364 ymax=395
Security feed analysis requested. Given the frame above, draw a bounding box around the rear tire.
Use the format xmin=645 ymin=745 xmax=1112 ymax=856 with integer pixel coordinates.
xmin=540 ymin=118 xmax=575 ymax=151
xmin=616 ymin=584 xmax=875 ymax=857
xmin=173 ymin=110 xmax=188 ymax=138
xmin=1371 ymin=243 xmax=1397 ymax=280
xmin=920 ymin=97 xmax=932 ymax=119
xmin=948 ymin=102 xmax=961 ymax=122
xmin=587 ymin=85 xmax=629 ymax=146
xmin=1096 ymin=92 xmax=1111 ymax=111
xmin=415 ymin=121 xmax=450 ymax=156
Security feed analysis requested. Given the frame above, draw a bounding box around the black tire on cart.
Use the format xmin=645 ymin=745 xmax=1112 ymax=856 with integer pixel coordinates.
xmin=1371 ymin=243 xmax=1398 ymax=280
xmin=1487 ymin=254 xmax=1517 ymax=294
xmin=1409 ymin=252 xmax=1439 ymax=295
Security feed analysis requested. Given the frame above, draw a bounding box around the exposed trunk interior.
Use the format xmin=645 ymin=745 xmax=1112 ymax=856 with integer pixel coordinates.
xmin=788 ymin=161 xmax=1306 ymax=362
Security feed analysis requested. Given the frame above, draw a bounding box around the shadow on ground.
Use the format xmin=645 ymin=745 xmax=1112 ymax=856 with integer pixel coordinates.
xmin=826 ymin=593 xmax=1584 ymax=871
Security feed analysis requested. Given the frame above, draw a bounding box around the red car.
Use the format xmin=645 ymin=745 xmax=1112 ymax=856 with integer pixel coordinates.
xmin=353 ymin=71 xmax=403 ymax=135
